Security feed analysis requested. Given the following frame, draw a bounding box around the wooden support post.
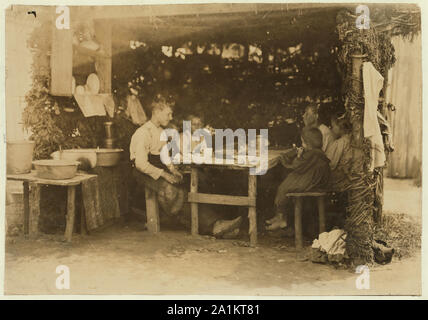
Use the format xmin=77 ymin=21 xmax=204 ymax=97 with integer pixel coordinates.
xmin=64 ymin=185 xmax=76 ymax=242
xmin=50 ymin=25 xmax=73 ymax=96
xmin=317 ymin=196 xmax=326 ymax=234
xmin=29 ymin=182 xmax=41 ymax=238
xmin=145 ymin=187 xmax=160 ymax=233
xmin=294 ymin=197 xmax=303 ymax=251
xmin=23 ymin=181 xmax=29 ymax=235
xmin=191 ymin=167 xmax=199 ymax=235
xmin=248 ymin=173 xmax=257 ymax=247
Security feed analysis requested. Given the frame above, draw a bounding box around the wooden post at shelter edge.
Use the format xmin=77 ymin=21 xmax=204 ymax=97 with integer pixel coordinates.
xmin=248 ymin=173 xmax=257 ymax=246
xmin=191 ymin=167 xmax=199 ymax=235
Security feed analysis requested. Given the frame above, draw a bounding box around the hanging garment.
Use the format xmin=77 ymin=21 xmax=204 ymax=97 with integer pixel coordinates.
xmin=74 ymin=94 xmax=106 ymax=117
xmin=363 ymin=62 xmax=386 ymax=171
xmin=126 ymin=95 xmax=147 ymax=126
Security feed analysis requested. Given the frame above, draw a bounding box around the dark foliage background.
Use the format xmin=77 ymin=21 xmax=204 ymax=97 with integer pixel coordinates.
xmin=24 ymin=9 xmax=345 ymax=159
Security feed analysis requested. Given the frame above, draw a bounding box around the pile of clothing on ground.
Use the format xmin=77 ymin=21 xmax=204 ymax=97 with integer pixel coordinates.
xmin=311 ymin=228 xmax=395 ymax=265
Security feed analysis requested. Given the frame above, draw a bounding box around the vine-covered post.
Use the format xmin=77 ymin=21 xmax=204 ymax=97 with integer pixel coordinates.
xmin=345 ymin=50 xmax=376 ymax=265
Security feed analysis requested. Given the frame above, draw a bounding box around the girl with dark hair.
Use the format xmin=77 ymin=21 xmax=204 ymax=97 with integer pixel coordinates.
xmin=325 ymin=113 xmax=352 ymax=192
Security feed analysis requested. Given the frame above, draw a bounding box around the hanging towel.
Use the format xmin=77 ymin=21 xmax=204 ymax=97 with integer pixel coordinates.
xmin=81 ymin=176 xmax=104 ymax=230
xmin=126 ymin=95 xmax=147 ymax=126
xmin=74 ymin=94 xmax=107 ymax=117
xmin=363 ymin=62 xmax=386 ymax=171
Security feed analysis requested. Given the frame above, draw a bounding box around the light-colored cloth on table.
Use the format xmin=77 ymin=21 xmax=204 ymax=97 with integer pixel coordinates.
xmin=318 ymin=124 xmax=334 ymax=153
xmin=129 ymin=120 xmax=166 ymax=180
xmin=363 ymin=62 xmax=386 ymax=171
xmin=126 ymin=95 xmax=147 ymax=126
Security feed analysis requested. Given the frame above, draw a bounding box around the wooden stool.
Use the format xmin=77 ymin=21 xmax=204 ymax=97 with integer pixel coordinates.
xmin=144 ymin=187 xmax=160 ymax=233
xmin=286 ymin=192 xmax=327 ymax=251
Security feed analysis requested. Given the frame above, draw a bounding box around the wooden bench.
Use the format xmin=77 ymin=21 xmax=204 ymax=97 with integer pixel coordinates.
xmin=286 ymin=192 xmax=328 ymax=251
xmin=144 ymin=187 xmax=160 ymax=233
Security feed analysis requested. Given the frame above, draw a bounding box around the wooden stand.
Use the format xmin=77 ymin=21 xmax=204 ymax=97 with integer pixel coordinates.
xmin=7 ymin=172 xmax=98 ymax=242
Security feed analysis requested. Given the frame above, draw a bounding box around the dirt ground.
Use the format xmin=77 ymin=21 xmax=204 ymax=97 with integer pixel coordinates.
xmin=4 ymin=178 xmax=422 ymax=296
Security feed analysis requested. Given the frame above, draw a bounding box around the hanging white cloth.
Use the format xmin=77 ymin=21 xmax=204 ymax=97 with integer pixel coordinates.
xmin=363 ymin=62 xmax=386 ymax=171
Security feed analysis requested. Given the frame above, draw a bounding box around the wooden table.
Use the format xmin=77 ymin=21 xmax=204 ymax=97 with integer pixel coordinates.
xmin=7 ymin=171 xmax=98 ymax=242
xmin=187 ymin=149 xmax=286 ymax=247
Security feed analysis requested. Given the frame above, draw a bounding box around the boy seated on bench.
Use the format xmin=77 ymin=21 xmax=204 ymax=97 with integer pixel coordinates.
xmin=266 ymin=127 xmax=331 ymax=231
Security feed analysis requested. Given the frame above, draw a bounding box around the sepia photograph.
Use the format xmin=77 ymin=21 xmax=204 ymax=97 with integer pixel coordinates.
xmin=2 ymin=2 xmax=424 ymax=297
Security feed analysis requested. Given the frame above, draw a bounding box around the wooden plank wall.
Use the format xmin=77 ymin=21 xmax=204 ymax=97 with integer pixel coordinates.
xmin=386 ymin=34 xmax=422 ymax=179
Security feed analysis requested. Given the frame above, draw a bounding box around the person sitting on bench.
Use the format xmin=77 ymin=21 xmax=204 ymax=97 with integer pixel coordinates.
xmin=325 ymin=113 xmax=352 ymax=192
xmin=266 ymin=127 xmax=331 ymax=231
xmin=130 ymin=96 xmax=242 ymax=237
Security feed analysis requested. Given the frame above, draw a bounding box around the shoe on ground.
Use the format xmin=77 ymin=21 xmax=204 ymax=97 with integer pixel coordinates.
xmin=265 ymin=215 xmax=279 ymax=225
xmin=265 ymin=218 xmax=287 ymax=231
xmin=213 ymin=216 xmax=243 ymax=237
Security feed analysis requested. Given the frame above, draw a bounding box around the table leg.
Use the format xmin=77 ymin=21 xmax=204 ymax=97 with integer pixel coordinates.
xmin=80 ymin=190 xmax=88 ymax=235
xmin=64 ymin=185 xmax=76 ymax=242
xmin=317 ymin=196 xmax=326 ymax=234
xmin=248 ymin=174 xmax=257 ymax=247
xmin=23 ymin=181 xmax=29 ymax=235
xmin=191 ymin=167 xmax=199 ymax=235
xmin=29 ymin=182 xmax=41 ymax=238
xmin=294 ymin=197 xmax=303 ymax=251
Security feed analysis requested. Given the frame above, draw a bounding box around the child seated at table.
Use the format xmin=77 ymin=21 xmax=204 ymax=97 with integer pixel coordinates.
xmin=266 ymin=127 xmax=331 ymax=231
xmin=325 ymin=113 xmax=352 ymax=192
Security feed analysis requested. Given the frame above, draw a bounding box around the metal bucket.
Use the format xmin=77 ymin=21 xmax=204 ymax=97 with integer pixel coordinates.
xmin=6 ymin=140 xmax=35 ymax=174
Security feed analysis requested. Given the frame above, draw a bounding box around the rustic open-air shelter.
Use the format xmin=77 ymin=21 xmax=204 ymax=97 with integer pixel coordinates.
xmin=8 ymin=3 xmax=421 ymax=264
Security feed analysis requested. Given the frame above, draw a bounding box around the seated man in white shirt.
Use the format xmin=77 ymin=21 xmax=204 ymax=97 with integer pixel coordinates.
xmin=130 ymin=97 xmax=242 ymax=237
xmin=130 ymin=97 xmax=185 ymax=216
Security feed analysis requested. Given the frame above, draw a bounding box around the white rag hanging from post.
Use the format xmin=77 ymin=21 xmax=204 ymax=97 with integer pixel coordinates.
xmin=363 ymin=62 xmax=386 ymax=171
